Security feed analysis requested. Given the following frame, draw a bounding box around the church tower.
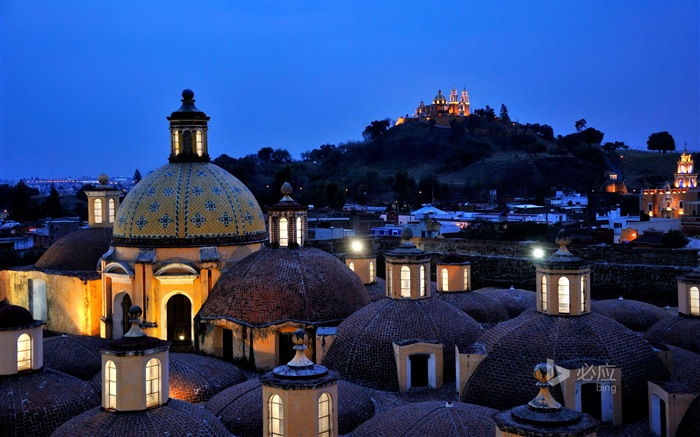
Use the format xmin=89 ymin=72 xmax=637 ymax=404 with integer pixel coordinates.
xmin=384 ymin=228 xmax=431 ymax=299
xmin=533 ymin=230 xmax=591 ymax=316
xmin=167 ymin=89 xmax=211 ymax=162
xmin=674 ymin=149 xmax=697 ymax=189
xmin=268 ymin=182 xmax=308 ymax=248
xmin=459 ymin=88 xmax=470 ymax=116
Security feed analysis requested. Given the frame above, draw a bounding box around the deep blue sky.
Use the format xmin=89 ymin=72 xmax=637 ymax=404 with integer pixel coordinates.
xmin=1 ymin=0 xmax=698 ymax=182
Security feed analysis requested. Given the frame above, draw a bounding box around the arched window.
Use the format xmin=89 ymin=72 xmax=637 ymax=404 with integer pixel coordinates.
xmin=279 ymin=218 xmax=288 ymax=247
xmin=172 ymin=130 xmax=180 ymax=155
xmin=296 ymin=217 xmax=302 ymax=246
xmin=463 ymin=267 xmax=469 ymax=290
xmin=387 ymin=265 xmax=392 ymax=296
xmin=647 ymin=202 xmax=653 ymax=213
xmin=541 ymin=275 xmax=548 ymax=312
xmin=690 ymin=286 xmax=700 ymax=316
xmin=400 ymin=266 xmax=411 ymax=297
xmin=105 ymin=360 xmax=117 ymax=410
xmin=94 ymin=199 xmax=103 ymax=224
xmin=369 ymin=262 xmax=375 ymax=282
xmin=441 ymin=268 xmax=449 ymax=291
xmin=348 ymin=262 xmax=355 ymax=272
xmin=195 ymin=131 xmax=203 ymax=156
xmin=420 ymin=265 xmax=426 ymax=297
xmin=17 ymin=333 xmax=31 ymax=371
xmin=581 ymin=276 xmax=587 ymax=312
xmin=558 ymin=277 xmax=570 ymax=314
xmin=318 ymin=392 xmax=332 ymax=437
xmin=145 ymin=358 xmax=160 ymax=407
xmin=108 ymin=199 xmax=116 ymax=223
xmin=269 ymin=394 xmax=284 ymax=437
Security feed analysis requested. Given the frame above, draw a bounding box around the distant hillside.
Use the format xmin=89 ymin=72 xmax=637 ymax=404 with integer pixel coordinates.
xmin=213 ymin=116 xmax=685 ymax=209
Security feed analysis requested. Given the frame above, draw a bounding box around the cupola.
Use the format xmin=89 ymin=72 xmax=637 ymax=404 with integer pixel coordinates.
xmin=0 ymin=304 xmax=44 ymax=376
xmin=101 ymin=305 xmax=170 ymax=412
xmin=674 ymin=148 xmax=697 ymax=189
xmin=384 ymin=228 xmax=431 ymax=299
xmin=260 ymin=329 xmax=339 ymax=437
xmin=167 ymin=89 xmax=211 ymax=163
xmin=533 ymin=230 xmax=591 ymax=316
xmin=345 ymin=240 xmax=377 ymax=285
xmin=436 ymin=253 xmax=471 ymax=292
xmin=267 ymin=182 xmax=308 ymax=248
xmin=676 ymin=252 xmax=700 ymax=317
xmin=84 ymin=173 xmax=121 ymax=227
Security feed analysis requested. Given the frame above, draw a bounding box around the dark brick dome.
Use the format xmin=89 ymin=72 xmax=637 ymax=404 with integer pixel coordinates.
xmin=475 ymin=287 xmax=536 ymax=318
xmin=434 ymin=284 xmax=510 ymax=324
xmin=350 ymin=401 xmax=497 ymax=437
xmin=462 ymin=309 xmax=670 ymax=420
xmin=206 ymin=378 xmax=375 ymax=436
xmin=0 ymin=304 xmax=38 ymax=329
xmin=365 ymin=278 xmax=386 ymax=302
xmin=591 ymin=298 xmax=672 ymax=332
xmin=322 ymin=298 xmax=481 ymax=391
xmin=168 ymin=352 xmax=247 ymax=403
xmin=52 ymin=399 xmax=230 ymax=436
xmin=645 ymin=315 xmax=700 ymax=354
xmin=43 ymin=334 xmax=109 ymax=380
xmin=34 ymin=227 xmax=112 ymax=271
xmin=198 ymin=247 xmax=370 ymax=326
xmin=0 ymin=369 xmax=99 ymax=436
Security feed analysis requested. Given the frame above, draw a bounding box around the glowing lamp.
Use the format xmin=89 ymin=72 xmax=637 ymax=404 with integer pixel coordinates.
xmin=351 ymin=240 xmax=363 ymax=253
xmin=178 ymin=335 xmax=185 ymax=341
xmin=532 ymin=248 xmax=545 ymax=259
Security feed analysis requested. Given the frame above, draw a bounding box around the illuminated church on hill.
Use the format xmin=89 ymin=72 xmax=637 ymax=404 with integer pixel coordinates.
xmin=641 ymin=148 xmax=700 ymax=218
xmin=396 ymin=87 xmax=470 ymax=127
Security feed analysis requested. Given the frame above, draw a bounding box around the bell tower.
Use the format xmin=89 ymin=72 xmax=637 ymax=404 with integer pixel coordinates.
xmin=674 ymin=148 xmax=697 ymax=189
xmin=167 ymin=89 xmax=211 ymax=163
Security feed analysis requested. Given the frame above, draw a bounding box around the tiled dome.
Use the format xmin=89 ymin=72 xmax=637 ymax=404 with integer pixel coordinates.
xmin=206 ymin=379 xmax=375 ymax=436
xmin=365 ymin=278 xmax=386 ymax=302
xmin=168 ymin=352 xmax=247 ymax=403
xmin=197 ymin=247 xmax=370 ymax=326
xmin=43 ymin=334 xmax=109 ymax=380
xmin=350 ymin=401 xmax=497 ymax=437
xmin=0 ymin=369 xmax=99 ymax=436
xmin=112 ymin=162 xmax=266 ymax=247
xmin=434 ymin=284 xmax=510 ymax=324
xmin=322 ymin=298 xmax=481 ymax=391
xmin=591 ymin=298 xmax=672 ymax=332
xmin=475 ymin=287 xmax=536 ymax=318
xmin=462 ymin=309 xmax=670 ymax=420
xmin=52 ymin=399 xmax=230 ymax=436
xmin=34 ymin=227 xmax=112 ymax=271
xmin=645 ymin=315 xmax=700 ymax=354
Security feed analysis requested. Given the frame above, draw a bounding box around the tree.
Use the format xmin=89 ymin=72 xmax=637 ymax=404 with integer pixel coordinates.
xmin=499 ymin=104 xmax=511 ymax=123
xmin=575 ymin=119 xmax=587 ymax=132
xmin=661 ymin=230 xmax=688 ymax=248
xmin=257 ymin=147 xmax=274 ymax=163
xmin=10 ymin=180 xmax=39 ymax=221
xmin=41 ymin=183 xmax=62 ymax=218
xmin=133 ymin=169 xmax=142 ymax=184
xmin=362 ymin=119 xmax=391 ymax=142
xmin=647 ymin=131 xmax=676 ymax=154
xmin=580 ymin=127 xmax=604 ymax=145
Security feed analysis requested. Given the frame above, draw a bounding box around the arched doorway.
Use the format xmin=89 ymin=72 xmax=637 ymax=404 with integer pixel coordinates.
xmin=166 ymin=294 xmax=192 ymax=349
xmin=121 ymin=293 xmax=132 ymax=335
xmin=112 ymin=292 xmax=132 ymax=339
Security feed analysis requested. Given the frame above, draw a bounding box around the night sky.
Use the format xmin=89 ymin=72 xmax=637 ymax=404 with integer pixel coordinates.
xmin=1 ymin=0 xmax=698 ymax=182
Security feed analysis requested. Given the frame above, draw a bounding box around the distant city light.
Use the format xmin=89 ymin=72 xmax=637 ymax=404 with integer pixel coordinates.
xmin=532 ymin=248 xmax=545 ymax=259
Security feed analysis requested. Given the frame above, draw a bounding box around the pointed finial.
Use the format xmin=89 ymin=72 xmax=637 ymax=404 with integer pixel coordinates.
xmin=123 ymin=305 xmax=146 ymax=338
xmin=528 ymin=363 xmax=562 ymax=410
xmin=554 ymin=229 xmax=571 ymax=255
xmin=287 ymin=329 xmax=313 ymax=368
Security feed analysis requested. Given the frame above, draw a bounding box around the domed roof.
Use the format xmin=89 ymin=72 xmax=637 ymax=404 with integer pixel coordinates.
xmin=462 ymin=309 xmax=669 ymax=420
xmin=0 ymin=368 xmax=99 ymax=436
xmin=322 ymin=298 xmax=481 ymax=391
xmin=475 ymin=287 xmax=536 ymax=318
xmin=591 ymin=298 xmax=672 ymax=332
xmin=666 ymin=345 xmax=700 ymax=393
xmin=34 ymin=227 xmax=112 ymax=271
xmin=645 ymin=315 xmax=700 ymax=354
xmin=434 ymin=285 xmax=510 ymax=324
xmin=365 ymin=278 xmax=386 ymax=302
xmin=112 ymin=162 xmax=266 ymax=247
xmin=351 ymin=401 xmax=497 ymax=437
xmin=207 ymin=379 xmax=375 ymax=436
xmin=168 ymin=352 xmax=247 ymax=403
xmin=433 ymin=89 xmax=446 ymax=104
xmin=43 ymin=334 xmax=109 ymax=380
xmin=52 ymin=399 xmax=230 ymax=436
xmin=0 ymin=304 xmax=40 ymax=329
xmin=197 ymin=247 xmax=370 ymax=326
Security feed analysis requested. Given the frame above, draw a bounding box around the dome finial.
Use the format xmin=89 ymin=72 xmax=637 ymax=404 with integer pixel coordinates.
xmin=280 ymin=182 xmax=294 ymax=202
xmin=287 ymin=329 xmax=313 ymax=368
xmin=182 ymin=89 xmax=194 ymax=101
xmin=98 ymin=173 xmax=109 ymax=186
xmin=554 ymin=229 xmax=571 ymax=255
xmin=528 ymin=363 xmax=562 ymax=410
xmin=123 ymin=305 xmax=146 ymax=338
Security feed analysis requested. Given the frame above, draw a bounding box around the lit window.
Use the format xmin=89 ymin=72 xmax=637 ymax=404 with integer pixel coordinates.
xmin=387 ymin=265 xmax=392 ymax=296
xmin=173 ymin=130 xmax=180 ymax=155
xmin=94 ymin=199 xmax=103 ymax=224
xmin=269 ymin=394 xmax=284 ymax=437
xmin=647 ymin=203 xmax=653 ymax=213
xmin=581 ymin=276 xmax=587 ymax=312
xmin=195 ymin=131 xmax=203 ymax=156
xmin=400 ymin=266 xmax=411 ymax=297
xmin=420 ymin=265 xmax=426 ymax=297
xmin=464 ymin=267 xmax=469 ymax=290
xmin=296 ymin=217 xmax=302 ymax=246
xmin=279 ymin=218 xmax=288 ymax=247
xmin=17 ymin=333 xmax=31 ymax=371
xmin=106 ymin=360 xmax=117 ymax=410
xmin=318 ymin=392 xmax=332 ymax=437
xmin=369 ymin=262 xmax=375 ymax=282
xmin=690 ymin=286 xmax=700 ymax=316
xmin=108 ymin=199 xmax=116 ymax=223
xmin=541 ymin=276 xmax=548 ymax=311
xmin=348 ymin=262 xmax=355 ymax=272
xmin=441 ymin=268 xmax=449 ymax=291
xmin=145 ymin=358 xmax=160 ymax=407
xmin=558 ymin=277 xmax=570 ymax=314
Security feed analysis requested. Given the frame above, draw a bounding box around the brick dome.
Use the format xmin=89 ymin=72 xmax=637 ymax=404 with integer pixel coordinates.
xmin=350 ymin=401 xmax=497 ymax=437
xmin=365 ymin=278 xmax=386 ymax=302
xmin=34 ymin=227 xmax=112 ymax=272
xmin=43 ymin=334 xmax=109 ymax=380
xmin=197 ymin=247 xmax=370 ymax=326
xmin=462 ymin=309 xmax=670 ymax=420
xmin=645 ymin=315 xmax=700 ymax=354
xmin=168 ymin=352 xmax=247 ymax=403
xmin=0 ymin=304 xmax=37 ymax=329
xmin=475 ymin=287 xmax=536 ymax=318
xmin=322 ymin=298 xmax=481 ymax=391
xmin=434 ymin=284 xmax=510 ymax=324
xmin=591 ymin=298 xmax=672 ymax=332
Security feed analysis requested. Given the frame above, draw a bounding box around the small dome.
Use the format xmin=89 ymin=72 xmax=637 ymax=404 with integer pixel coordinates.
xmin=475 ymin=287 xmax=536 ymax=318
xmin=198 ymin=247 xmax=370 ymax=326
xmin=434 ymin=285 xmax=510 ymax=324
xmin=365 ymin=278 xmax=386 ymax=302
xmin=462 ymin=309 xmax=669 ymax=420
xmin=34 ymin=227 xmax=112 ymax=271
xmin=207 ymin=379 xmax=375 ymax=436
xmin=168 ymin=352 xmax=247 ymax=403
xmin=43 ymin=334 xmax=109 ymax=380
xmin=113 ymin=162 xmax=266 ymax=247
xmin=351 ymin=401 xmax=497 ymax=437
xmin=52 ymin=399 xmax=230 ymax=436
xmin=645 ymin=315 xmax=700 ymax=354
xmin=0 ymin=369 xmax=99 ymax=436
xmin=0 ymin=304 xmax=38 ymax=329
xmin=322 ymin=298 xmax=481 ymax=391
xmin=591 ymin=299 xmax=672 ymax=332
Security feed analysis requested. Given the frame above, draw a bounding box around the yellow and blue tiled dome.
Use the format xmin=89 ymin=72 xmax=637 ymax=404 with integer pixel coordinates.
xmin=113 ymin=162 xmax=266 ymax=246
